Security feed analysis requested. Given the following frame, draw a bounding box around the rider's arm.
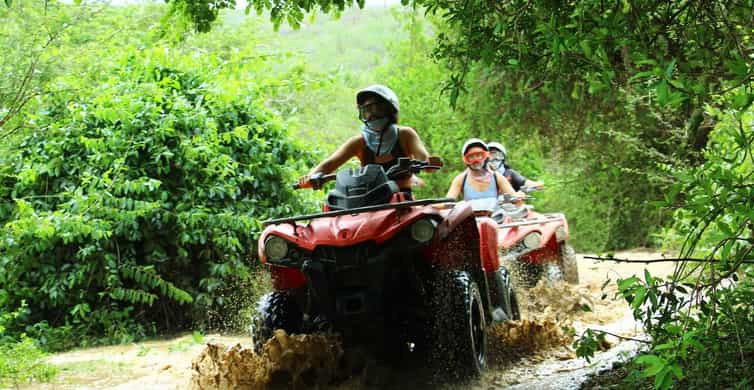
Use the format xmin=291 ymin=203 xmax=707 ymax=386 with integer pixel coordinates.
xmin=308 ymin=136 xmax=361 ymax=175
xmin=496 ymin=172 xmax=518 ymax=195
xmin=506 ymin=168 xmax=528 ymax=191
xmin=400 ymin=127 xmax=429 ymax=161
xmin=445 ymin=173 xmax=464 ymax=200
xmin=524 ymin=178 xmax=544 ymax=189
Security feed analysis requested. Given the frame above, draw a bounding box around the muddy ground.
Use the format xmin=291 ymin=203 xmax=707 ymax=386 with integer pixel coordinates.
xmin=24 ymin=250 xmax=676 ymax=390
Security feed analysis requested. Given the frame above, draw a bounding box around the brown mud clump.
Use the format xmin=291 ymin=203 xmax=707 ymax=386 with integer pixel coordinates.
xmin=190 ymin=329 xmax=343 ymax=390
xmin=486 ymin=280 xmax=600 ymax=365
xmin=487 ymin=319 xmax=574 ymax=364
xmin=523 ymin=280 xmax=595 ymax=322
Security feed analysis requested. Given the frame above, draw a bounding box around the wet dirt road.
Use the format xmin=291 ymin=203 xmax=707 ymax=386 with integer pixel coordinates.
xmin=28 ymin=250 xmax=676 ymax=390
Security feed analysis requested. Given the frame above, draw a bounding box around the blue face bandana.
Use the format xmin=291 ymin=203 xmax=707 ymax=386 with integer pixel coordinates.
xmin=361 ymin=122 xmax=398 ymax=157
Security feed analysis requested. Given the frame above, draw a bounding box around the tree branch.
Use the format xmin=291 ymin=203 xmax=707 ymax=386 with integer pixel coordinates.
xmin=583 ymin=255 xmax=754 ymax=264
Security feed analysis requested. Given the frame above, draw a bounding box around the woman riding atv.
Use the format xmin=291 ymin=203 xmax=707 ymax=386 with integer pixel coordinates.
xmin=297 ymin=84 xmax=431 ymax=198
xmin=487 ymin=141 xmax=544 ymax=192
xmin=446 ymin=138 xmax=523 ymax=201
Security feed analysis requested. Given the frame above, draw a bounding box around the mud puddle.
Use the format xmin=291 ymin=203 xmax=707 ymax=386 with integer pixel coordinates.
xmin=191 ymin=330 xmax=343 ymax=389
xmin=34 ymin=250 xmax=675 ymax=389
xmin=188 ymin=280 xmax=595 ymax=389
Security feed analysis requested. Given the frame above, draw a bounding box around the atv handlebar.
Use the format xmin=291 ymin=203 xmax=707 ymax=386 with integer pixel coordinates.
xmin=294 ymin=157 xmax=443 ymax=191
xmin=293 ymin=173 xmax=337 ymax=190
xmin=384 ymin=157 xmax=443 ymax=180
xmin=519 ymin=186 xmax=543 ymax=194
xmin=499 ymin=192 xmax=533 ymax=204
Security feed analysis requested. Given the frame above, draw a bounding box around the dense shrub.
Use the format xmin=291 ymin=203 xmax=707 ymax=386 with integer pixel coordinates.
xmin=0 ymin=49 xmax=314 ymax=349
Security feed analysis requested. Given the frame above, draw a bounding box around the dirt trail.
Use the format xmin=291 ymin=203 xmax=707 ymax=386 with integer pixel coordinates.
xmin=28 ymin=250 xmax=676 ymax=390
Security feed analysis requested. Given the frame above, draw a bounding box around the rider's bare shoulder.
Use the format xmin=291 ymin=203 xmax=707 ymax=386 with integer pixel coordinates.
xmin=346 ymin=135 xmax=366 ymax=156
xmin=397 ymin=126 xmax=418 ymax=138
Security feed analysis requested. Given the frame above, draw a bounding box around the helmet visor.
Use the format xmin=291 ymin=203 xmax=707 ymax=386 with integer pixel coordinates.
xmin=358 ymin=101 xmax=392 ymax=121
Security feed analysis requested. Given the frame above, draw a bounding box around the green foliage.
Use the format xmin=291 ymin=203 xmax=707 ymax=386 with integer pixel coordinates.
xmin=576 ymin=102 xmax=754 ymax=389
xmin=0 ymin=336 xmax=58 ymax=387
xmin=424 ymin=0 xmax=753 ymax=111
xmin=0 ymin=46 xmax=314 ymax=349
xmin=0 ymin=303 xmax=57 ymax=386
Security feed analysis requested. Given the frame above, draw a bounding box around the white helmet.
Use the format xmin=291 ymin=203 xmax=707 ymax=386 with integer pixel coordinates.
xmin=487 ymin=141 xmax=507 ymax=162
xmin=356 ymin=84 xmax=400 ymax=114
xmin=461 ymin=138 xmax=488 ymax=159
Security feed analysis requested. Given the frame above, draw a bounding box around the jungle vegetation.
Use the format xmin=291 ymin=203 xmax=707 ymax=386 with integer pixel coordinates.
xmin=1 ymin=0 xmax=752 ymax=388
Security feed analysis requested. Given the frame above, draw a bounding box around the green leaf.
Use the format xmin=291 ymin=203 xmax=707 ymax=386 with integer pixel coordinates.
xmin=4 ymin=0 xmax=11 ymax=7
xmin=655 ymin=367 xmax=672 ymax=389
xmin=579 ymin=40 xmax=592 ymax=58
xmin=618 ymin=276 xmax=640 ymax=292
xmin=664 ymin=59 xmax=676 ymax=79
xmin=508 ymin=58 xmax=519 ymax=65
xmin=621 ymin=0 xmax=630 ymax=13
xmin=657 ymin=80 xmax=669 ymax=104
xmin=636 ymin=354 xmax=665 ymax=377
xmin=633 ymin=286 xmax=647 ymax=309
xmin=644 ymin=269 xmax=654 ymax=285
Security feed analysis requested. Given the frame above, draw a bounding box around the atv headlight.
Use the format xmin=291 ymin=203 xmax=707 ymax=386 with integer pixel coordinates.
xmin=411 ymin=218 xmax=436 ymax=243
xmin=555 ymin=226 xmax=567 ymax=242
xmin=264 ymin=236 xmax=288 ymax=261
xmin=523 ymin=232 xmax=542 ymax=249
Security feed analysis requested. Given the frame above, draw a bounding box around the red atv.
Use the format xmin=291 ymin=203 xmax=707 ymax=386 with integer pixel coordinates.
xmin=469 ymin=189 xmax=578 ymax=287
xmin=254 ymin=157 xmax=519 ymax=379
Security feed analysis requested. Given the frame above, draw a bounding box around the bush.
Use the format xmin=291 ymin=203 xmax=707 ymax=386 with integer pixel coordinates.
xmin=576 ymin=101 xmax=754 ymax=389
xmin=0 ymin=303 xmax=57 ymax=386
xmin=0 ymin=48 xmax=315 ymax=349
xmin=0 ymin=336 xmax=57 ymax=387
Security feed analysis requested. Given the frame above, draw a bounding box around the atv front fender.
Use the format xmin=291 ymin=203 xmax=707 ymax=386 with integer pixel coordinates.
xmin=476 ymin=217 xmax=500 ymax=273
xmin=425 ymin=215 xmax=481 ymax=271
xmin=437 ymin=202 xmax=474 ymax=240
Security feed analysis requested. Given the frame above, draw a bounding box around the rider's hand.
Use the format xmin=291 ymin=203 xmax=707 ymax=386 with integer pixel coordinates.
xmin=298 ymin=172 xmax=325 ymax=190
xmin=297 ymin=175 xmax=312 ymax=189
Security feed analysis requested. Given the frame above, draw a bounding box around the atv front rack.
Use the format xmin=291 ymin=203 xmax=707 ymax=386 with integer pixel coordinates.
xmin=497 ymin=213 xmax=565 ymax=228
xmin=262 ymin=198 xmax=455 ymax=226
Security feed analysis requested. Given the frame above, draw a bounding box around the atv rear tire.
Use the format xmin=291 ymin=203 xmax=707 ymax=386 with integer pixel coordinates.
xmin=250 ymin=291 xmax=303 ymax=352
xmin=560 ymin=244 xmax=580 ymax=284
xmin=430 ymin=270 xmax=486 ymax=381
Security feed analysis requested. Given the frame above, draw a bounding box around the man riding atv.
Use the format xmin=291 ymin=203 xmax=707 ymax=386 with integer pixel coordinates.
xmin=298 ymin=84 xmax=431 ymax=197
xmin=487 ymin=141 xmax=544 ymax=192
xmin=445 ymin=138 xmax=523 ymax=201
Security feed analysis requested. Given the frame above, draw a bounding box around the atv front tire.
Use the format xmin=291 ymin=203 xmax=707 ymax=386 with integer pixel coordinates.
xmin=250 ymin=291 xmax=303 ymax=352
xmin=490 ymin=267 xmax=521 ymax=321
xmin=430 ymin=270 xmax=487 ymax=380
xmin=507 ymin=282 xmax=521 ymax=320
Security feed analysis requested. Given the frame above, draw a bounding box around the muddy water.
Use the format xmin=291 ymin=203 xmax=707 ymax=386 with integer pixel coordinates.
xmin=190 ymin=330 xmax=343 ymax=389
xmin=188 ymin=281 xmax=591 ymax=389
xmin=189 ymin=251 xmax=675 ymax=389
xmin=34 ymin=250 xmax=674 ymax=390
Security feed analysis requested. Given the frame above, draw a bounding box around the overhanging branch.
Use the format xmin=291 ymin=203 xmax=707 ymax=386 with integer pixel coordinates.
xmin=583 ymin=256 xmax=754 ymax=264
